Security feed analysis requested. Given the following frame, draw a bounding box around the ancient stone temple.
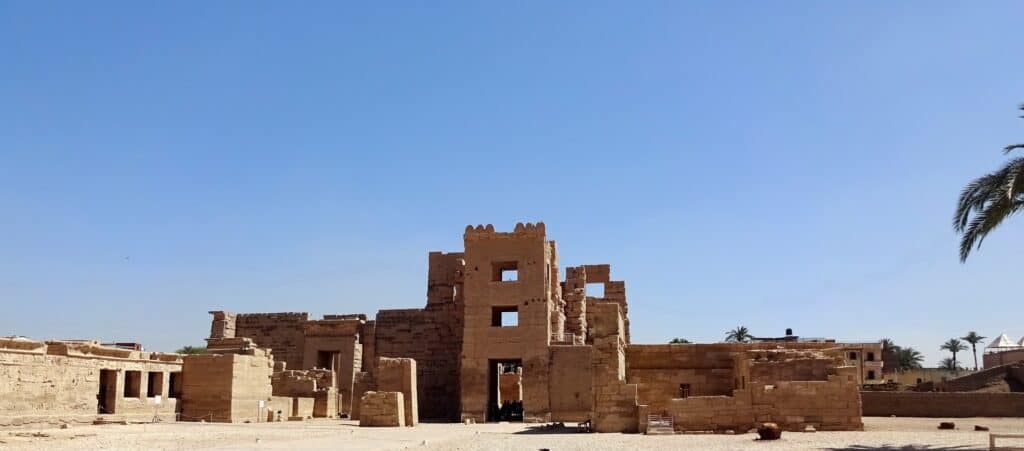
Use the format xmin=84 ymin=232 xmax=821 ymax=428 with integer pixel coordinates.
xmin=202 ymin=222 xmax=878 ymax=432
xmin=0 ymin=222 xmax=880 ymax=432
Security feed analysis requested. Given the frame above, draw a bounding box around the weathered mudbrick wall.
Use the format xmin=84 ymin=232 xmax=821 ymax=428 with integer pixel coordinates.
xmin=232 ymin=312 xmax=309 ymax=370
xmin=935 ymin=361 xmax=1024 ymax=392
xmin=984 ymin=348 xmax=1024 ymax=369
xmin=861 ymin=392 xmax=1024 ymax=417
xmin=0 ymin=338 xmax=182 ymax=427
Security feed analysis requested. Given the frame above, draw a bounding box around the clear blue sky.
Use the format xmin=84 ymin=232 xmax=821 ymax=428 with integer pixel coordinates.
xmin=2 ymin=2 xmax=1022 ymax=366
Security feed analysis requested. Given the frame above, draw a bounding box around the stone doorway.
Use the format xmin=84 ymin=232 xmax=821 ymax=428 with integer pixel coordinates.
xmin=487 ymin=359 xmax=523 ymax=422
xmin=97 ymin=369 xmax=117 ymax=414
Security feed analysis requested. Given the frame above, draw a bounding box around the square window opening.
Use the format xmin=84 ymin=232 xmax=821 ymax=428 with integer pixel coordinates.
xmin=867 ymin=370 xmax=876 ymax=380
xmin=491 ymin=306 xmax=519 ymax=327
xmin=586 ymin=283 xmax=605 ymax=298
xmin=491 ymin=261 xmax=519 ymax=282
xmin=849 ymin=352 xmax=857 ymax=360
xmin=867 ymin=352 xmax=875 ymax=362
xmin=124 ymin=370 xmax=142 ymax=398
xmin=147 ymin=372 xmax=164 ymax=398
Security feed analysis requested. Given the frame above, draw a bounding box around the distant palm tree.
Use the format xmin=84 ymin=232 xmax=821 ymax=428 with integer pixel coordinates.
xmin=669 ymin=338 xmax=691 ymax=344
xmin=176 ymin=345 xmax=206 ymax=355
xmin=954 ymin=104 xmax=1024 ymax=262
xmin=961 ymin=331 xmax=986 ymax=371
xmin=897 ymin=347 xmax=924 ymax=370
xmin=939 ymin=357 xmax=961 ymax=371
xmin=725 ymin=326 xmax=752 ymax=343
xmin=940 ymin=338 xmax=968 ymax=372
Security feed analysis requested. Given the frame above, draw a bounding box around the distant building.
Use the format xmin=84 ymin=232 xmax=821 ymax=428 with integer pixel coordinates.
xmin=983 ymin=333 xmax=1024 ymax=368
xmin=750 ymin=329 xmax=884 ymax=385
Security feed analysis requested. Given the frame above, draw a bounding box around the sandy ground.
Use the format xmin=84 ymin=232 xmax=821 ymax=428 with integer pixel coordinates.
xmin=2 ymin=417 xmax=1023 ymax=451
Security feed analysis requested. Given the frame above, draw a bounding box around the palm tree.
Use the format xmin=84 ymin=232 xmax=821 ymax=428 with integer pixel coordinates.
xmin=176 ymin=345 xmax=206 ymax=355
xmin=939 ymin=357 xmax=961 ymax=371
xmin=725 ymin=326 xmax=752 ymax=343
xmin=954 ymin=104 xmax=1024 ymax=262
xmin=961 ymin=331 xmax=986 ymax=371
xmin=940 ymin=338 xmax=968 ymax=372
xmin=897 ymin=347 xmax=924 ymax=370
xmin=669 ymin=338 xmax=691 ymax=344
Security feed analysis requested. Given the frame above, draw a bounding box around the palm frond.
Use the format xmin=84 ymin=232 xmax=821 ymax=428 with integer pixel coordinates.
xmin=1005 ymin=143 xmax=1024 ymax=154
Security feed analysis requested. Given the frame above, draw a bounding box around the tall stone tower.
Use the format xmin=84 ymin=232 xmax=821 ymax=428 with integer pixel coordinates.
xmin=458 ymin=222 xmax=561 ymax=422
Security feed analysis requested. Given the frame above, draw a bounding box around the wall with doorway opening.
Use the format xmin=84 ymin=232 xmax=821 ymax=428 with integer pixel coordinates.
xmin=0 ymin=337 xmax=183 ymax=427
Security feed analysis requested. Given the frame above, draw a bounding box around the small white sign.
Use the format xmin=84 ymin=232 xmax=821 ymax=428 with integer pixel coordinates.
xmin=258 ymin=400 xmax=265 ymax=408
xmin=154 ymin=396 xmax=162 ymax=405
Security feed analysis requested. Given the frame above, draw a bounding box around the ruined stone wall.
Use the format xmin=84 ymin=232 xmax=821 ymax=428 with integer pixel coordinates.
xmin=646 ymin=355 xmax=862 ymax=432
xmin=861 ymin=391 xmax=1024 ymax=417
xmin=301 ymin=319 xmax=362 ymax=414
xmin=374 ymin=303 xmax=462 ymax=421
xmin=626 ymin=344 xmax=736 ymax=412
xmin=460 ymin=223 xmax=554 ymax=423
xmin=748 ymin=353 xmax=835 ymax=383
xmin=589 ymin=302 xmax=638 ymax=433
xmin=0 ymin=338 xmax=182 ymax=427
xmin=359 ymin=391 xmax=405 ymax=427
xmin=233 ymin=312 xmax=309 ymax=370
xmin=375 ymin=357 xmax=418 ymax=426
xmin=180 ymin=349 xmax=274 ymax=423
xmin=548 ymin=345 xmax=593 ymax=422
xmin=271 ymin=368 xmax=337 ymax=418
xmin=427 ymin=251 xmax=464 ymax=306
xmin=581 ymin=264 xmax=629 ymax=343
xmin=562 ymin=266 xmax=587 ymax=340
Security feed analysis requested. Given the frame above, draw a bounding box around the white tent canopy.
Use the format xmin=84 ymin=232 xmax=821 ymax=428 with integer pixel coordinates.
xmin=986 ymin=333 xmax=1019 ymax=350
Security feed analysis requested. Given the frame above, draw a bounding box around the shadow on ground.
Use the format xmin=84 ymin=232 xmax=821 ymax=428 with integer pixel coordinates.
xmin=513 ymin=425 xmax=587 ymax=435
xmin=822 ymin=445 xmax=982 ymax=451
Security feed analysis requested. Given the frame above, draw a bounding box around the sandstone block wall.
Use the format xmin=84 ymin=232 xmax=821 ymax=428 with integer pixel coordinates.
xmin=301 ymin=319 xmax=362 ymax=414
xmin=375 ymin=357 xmax=418 ymax=426
xmin=589 ymin=302 xmax=638 ymax=433
xmin=233 ymin=313 xmax=309 ymax=370
xmin=548 ymin=345 xmax=593 ymax=422
xmin=375 ymin=303 xmax=462 ymax=421
xmin=460 ymin=223 xmax=555 ymax=423
xmin=271 ymin=368 xmax=337 ymax=418
xmin=498 ymin=369 xmax=523 ymax=403
xmin=180 ymin=349 xmax=274 ymax=423
xmin=861 ymin=391 xmax=1024 ymax=417
xmin=359 ymin=391 xmax=405 ymax=427
xmin=0 ymin=338 xmax=182 ymax=427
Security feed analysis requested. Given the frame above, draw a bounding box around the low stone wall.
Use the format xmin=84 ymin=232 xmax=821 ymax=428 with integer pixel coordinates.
xmin=861 ymin=392 xmax=1024 ymax=417
xmin=359 ymin=391 xmax=405 ymax=427
xmin=0 ymin=338 xmax=183 ymax=427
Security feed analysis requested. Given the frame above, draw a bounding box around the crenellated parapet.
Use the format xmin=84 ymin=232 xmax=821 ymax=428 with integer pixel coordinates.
xmin=463 ymin=222 xmax=547 ymax=241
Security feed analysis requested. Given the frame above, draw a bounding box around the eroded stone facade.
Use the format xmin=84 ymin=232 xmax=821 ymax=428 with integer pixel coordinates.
xmin=2 ymin=222 xmax=879 ymax=433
